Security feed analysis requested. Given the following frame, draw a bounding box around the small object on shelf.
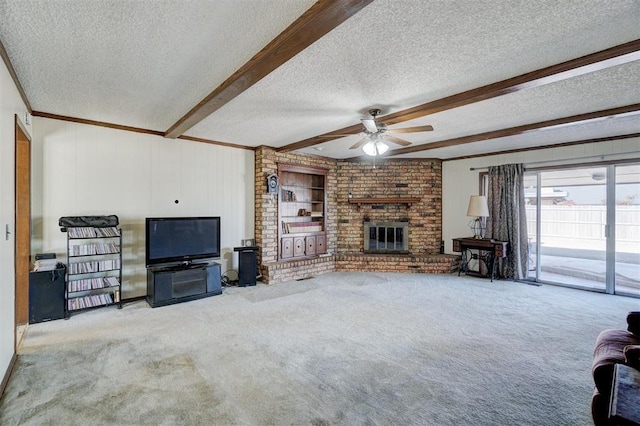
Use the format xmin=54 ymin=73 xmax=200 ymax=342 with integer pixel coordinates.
xmin=33 ymin=257 xmax=60 ymax=271
xmin=282 ymin=189 xmax=297 ymax=202
xmin=35 ymin=252 xmax=56 ymax=260
xmin=267 ymin=174 xmax=278 ymax=194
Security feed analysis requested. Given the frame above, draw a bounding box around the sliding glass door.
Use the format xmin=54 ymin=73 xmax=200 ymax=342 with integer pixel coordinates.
xmin=524 ymin=163 xmax=639 ymax=296
xmin=615 ymin=165 xmax=640 ymax=296
xmin=532 ymin=167 xmax=608 ymax=291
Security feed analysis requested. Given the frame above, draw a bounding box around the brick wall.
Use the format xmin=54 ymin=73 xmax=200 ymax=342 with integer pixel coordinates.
xmin=255 ymin=150 xmax=451 ymax=283
xmin=336 ymin=159 xmax=442 ymax=255
xmin=254 ymin=146 xmax=337 ymax=283
xmin=262 ymin=255 xmax=336 ymax=283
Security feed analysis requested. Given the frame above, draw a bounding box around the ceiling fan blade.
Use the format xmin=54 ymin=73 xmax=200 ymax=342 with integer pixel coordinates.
xmin=361 ymin=118 xmax=378 ymax=133
xmin=385 ymin=136 xmax=412 ymax=147
xmin=349 ymin=137 xmax=369 ymax=149
xmin=318 ymin=134 xmax=358 ymax=137
xmin=388 ymin=125 xmax=434 ymax=134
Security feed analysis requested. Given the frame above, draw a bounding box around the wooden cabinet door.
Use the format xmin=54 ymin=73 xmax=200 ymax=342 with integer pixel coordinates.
xmin=293 ymin=237 xmax=305 ymax=257
xmin=316 ymin=233 xmax=326 ymax=254
xmin=306 ymin=235 xmax=316 ymax=256
xmin=281 ymin=237 xmax=293 ymax=259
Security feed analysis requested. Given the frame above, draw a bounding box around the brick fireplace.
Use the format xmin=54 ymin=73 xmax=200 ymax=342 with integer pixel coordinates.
xmin=254 ymin=148 xmax=458 ymax=283
xmin=333 ymin=159 xmax=458 ymax=274
xmin=335 ymin=160 xmax=442 ymax=255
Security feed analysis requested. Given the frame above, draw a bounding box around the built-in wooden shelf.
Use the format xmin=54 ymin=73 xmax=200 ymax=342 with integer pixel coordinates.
xmin=348 ymin=197 xmax=421 ymax=211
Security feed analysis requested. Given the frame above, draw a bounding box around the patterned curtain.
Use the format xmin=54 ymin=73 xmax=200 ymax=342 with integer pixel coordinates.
xmin=486 ymin=163 xmax=529 ymax=280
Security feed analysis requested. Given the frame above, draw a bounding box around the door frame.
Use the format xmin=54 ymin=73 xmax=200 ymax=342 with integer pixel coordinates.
xmin=605 ymin=164 xmax=615 ymax=294
xmin=14 ymin=114 xmax=31 ymax=344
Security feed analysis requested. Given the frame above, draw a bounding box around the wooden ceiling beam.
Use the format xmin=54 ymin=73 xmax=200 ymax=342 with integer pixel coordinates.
xmin=164 ymin=0 xmax=374 ymax=139
xmin=177 ymin=135 xmax=254 ymax=151
xmin=387 ymin=104 xmax=640 ymax=156
xmin=442 ymin=133 xmax=640 ymax=162
xmin=31 ymin=111 xmax=164 ymax=136
xmin=278 ymin=39 xmax=640 ymax=152
xmin=32 ymin=111 xmax=257 ymax=150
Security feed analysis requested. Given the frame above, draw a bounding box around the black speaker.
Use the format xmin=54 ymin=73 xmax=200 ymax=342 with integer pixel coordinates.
xmin=234 ymin=247 xmax=258 ymax=287
xmin=29 ymin=268 xmax=65 ymax=323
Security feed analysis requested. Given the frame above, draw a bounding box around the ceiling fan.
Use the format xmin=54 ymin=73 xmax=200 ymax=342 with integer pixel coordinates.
xmin=344 ymin=109 xmax=434 ymax=155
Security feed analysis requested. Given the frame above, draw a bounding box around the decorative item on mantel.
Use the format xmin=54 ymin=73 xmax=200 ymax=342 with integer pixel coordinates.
xmin=467 ymin=195 xmax=489 ymax=239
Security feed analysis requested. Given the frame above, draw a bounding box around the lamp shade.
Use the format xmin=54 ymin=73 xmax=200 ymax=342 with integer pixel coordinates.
xmin=362 ymin=140 xmax=389 ymax=156
xmin=375 ymin=141 xmax=389 ymax=154
xmin=466 ymin=195 xmax=489 ymax=217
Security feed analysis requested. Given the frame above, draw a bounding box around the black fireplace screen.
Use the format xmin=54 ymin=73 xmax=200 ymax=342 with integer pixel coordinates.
xmin=364 ymin=222 xmax=409 ymax=252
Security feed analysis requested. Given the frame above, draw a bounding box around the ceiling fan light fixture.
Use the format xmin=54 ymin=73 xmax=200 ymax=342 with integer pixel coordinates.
xmin=363 ymin=140 xmax=389 ymax=156
xmin=376 ymin=141 xmax=389 ymax=155
xmin=348 ymin=107 xmax=432 ymax=154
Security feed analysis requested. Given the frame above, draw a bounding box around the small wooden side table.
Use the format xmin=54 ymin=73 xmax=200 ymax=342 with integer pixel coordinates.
xmin=452 ymin=237 xmax=508 ymax=282
xmin=609 ymin=363 xmax=640 ymax=425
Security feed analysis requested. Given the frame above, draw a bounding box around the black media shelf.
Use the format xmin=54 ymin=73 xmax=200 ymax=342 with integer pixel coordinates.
xmin=146 ymin=262 xmax=222 ymax=308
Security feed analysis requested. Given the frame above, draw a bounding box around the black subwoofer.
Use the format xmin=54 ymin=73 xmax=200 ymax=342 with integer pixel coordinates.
xmin=29 ymin=268 xmax=65 ymax=323
xmin=234 ymin=246 xmax=258 ymax=287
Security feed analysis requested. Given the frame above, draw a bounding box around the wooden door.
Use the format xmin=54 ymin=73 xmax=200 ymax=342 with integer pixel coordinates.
xmin=15 ymin=116 xmax=31 ymax=326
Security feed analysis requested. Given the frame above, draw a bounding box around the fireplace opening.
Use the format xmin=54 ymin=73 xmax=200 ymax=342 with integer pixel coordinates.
xmin=364 ymin=221 xmax=409 ymax=253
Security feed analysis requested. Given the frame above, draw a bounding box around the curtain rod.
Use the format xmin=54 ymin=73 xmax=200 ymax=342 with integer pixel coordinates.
xmin=469 ymin=150 xmax=640 ymax=171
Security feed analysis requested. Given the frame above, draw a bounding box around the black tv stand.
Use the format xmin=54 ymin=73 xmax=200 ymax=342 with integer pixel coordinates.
xmin=146 ymin=262 xmax=221 ymax=308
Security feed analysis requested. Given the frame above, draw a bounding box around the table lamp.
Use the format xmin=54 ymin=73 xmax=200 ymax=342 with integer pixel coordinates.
xmin=467 ymin=195 xmax=489 ymax=239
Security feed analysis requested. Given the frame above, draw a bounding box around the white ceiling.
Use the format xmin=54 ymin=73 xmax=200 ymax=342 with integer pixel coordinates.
xmin=1 ymin=0 xmax=639 ymax=160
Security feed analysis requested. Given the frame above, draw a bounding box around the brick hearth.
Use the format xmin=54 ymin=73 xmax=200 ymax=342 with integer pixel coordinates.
xmin=335 ymin=253 xmax=459 ymax=274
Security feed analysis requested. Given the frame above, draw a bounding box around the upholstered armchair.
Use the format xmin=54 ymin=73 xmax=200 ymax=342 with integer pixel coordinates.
xmin=591 ymin=311 xmax=640 ymax=425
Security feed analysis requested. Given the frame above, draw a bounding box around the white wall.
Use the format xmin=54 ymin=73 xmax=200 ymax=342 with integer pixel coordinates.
xmin=442 ymin=137 xmax=640 ymax=253
xmin=0 ymin=60 xmax=31 ymax=385
xmin=33 ymin=117 xmax=255 ymax=298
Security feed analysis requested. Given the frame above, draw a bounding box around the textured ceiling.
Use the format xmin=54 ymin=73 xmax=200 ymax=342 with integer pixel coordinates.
xmin=0 ymin=0 xmax=316 ymax=129
xmin=1 ymin=0 xmax=639 ymax=160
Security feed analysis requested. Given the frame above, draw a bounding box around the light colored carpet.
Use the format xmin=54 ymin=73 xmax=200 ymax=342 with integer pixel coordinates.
xmin=1 ymin=272 xmax=638 ymax=425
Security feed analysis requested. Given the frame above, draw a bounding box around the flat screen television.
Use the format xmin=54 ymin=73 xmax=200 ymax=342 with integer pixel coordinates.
xmin=146 ymin=217 xmax=221 ymax=267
